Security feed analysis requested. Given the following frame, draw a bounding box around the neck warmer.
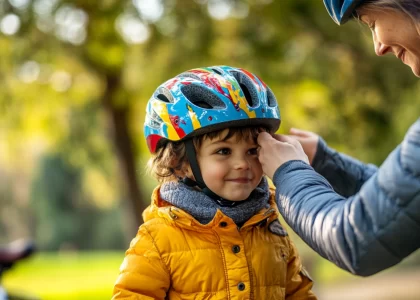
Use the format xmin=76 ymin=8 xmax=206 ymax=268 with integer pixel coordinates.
xmin=159 ymin=177 xmax=270 ymax=225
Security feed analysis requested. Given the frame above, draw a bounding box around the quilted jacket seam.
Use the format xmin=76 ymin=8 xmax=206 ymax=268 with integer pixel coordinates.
xmin=398 ymin=147 xmax=420 ymax=179
xmin=143 ymin=225 xmax=171 ymax=277
xmin=355 ymin=176 xmax=419 ymax=267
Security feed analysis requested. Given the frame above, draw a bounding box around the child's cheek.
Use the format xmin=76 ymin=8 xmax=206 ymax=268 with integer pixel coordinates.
xmin=252 ymin=160 xmax=264 ymax=177
xmin=203 ymin=162 xmax=226 ymax=182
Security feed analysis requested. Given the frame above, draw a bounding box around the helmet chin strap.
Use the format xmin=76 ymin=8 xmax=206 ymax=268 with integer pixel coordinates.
xmin=183 ymin=140 xmax=243 ymax=207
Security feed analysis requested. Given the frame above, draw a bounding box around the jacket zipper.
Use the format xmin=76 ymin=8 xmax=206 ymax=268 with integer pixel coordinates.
xmin=238 ymin=227 xmax=254 ymax=300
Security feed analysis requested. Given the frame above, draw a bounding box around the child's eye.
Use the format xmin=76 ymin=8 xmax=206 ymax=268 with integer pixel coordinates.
xmin=248 ymin=147 xmax=259 ymax=155
xmin=216 ymin=148 xmax=231 ymax=155
xmin=368 ymin=21 xmax=376 ymax=31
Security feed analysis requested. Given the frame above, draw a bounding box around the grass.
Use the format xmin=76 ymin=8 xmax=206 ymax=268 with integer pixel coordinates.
xmin=2 ymin=249 xmax=351 ymax=299
xmin=2 ymin=249 xmax=349 ymax=299
xmin=2 ymin=251 xmax=125 ymax=300
xmin=4 ymin=249 xmax=419 ymax=300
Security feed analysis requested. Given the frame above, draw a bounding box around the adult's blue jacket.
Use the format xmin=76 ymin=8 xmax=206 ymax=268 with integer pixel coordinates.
xmin=273 ymin=119 xmax=420 ymax=276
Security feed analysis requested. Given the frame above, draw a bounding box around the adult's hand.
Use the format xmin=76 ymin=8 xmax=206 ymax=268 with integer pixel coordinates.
xmin=288 ymin=128 xmax=319 ymax=165
xmin=257 ymin=132 xmax=309 ymax=179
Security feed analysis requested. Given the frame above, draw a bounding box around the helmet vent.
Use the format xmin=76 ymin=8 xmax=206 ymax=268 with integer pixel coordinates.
xmin=211 ymin=68 xmax=223 ymax=75
xmin=239 ymin=83 xmax=253 ymax=107
xmin=181 ymin=84 xmax=226 ymax=109
xmin=266 ymin=88 xmax=278 ymax=107
xmin=230 ymin=71 xmax=259 ymax=108
xmin=146 ymin=108 xmax=163 ymax=129
xmin=156 ymin=87 xmax=174 ymax=103
xmin=178 ymin=72 xmax=201 ymax=81
xmin=146 ymin=116 xmax=161 ymax=129
xmin=157 ymin=94 xmax=171 ymax=103
xmin=150 ymin=109 xmax=163 ymax=122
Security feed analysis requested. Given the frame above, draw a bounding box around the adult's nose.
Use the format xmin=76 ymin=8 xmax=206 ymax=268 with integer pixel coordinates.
xmin=373 ymin=34 xmax=391 ymax=56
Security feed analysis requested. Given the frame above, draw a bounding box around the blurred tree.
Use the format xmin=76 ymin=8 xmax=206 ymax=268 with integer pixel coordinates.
xmin=31 ymin=153 xmax=126 ymax=250
xmin=0 ymin=0 xmax=418 ymax=249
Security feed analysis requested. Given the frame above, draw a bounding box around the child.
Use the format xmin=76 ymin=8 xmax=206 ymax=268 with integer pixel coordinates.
xmin=112 ymin=66 xmax=316 ymax=299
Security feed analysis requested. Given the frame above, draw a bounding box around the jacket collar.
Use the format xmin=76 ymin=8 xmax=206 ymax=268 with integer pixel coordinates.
xmin=143 ymin=186 xmax=279 ymax=231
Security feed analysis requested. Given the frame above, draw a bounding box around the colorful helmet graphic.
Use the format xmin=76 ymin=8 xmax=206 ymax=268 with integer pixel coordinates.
xmin=144 ymin=65 xmax=281 ymax=153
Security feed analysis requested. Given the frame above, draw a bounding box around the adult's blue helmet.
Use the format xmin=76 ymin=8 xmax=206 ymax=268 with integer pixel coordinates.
xmin=324 ymin=0 xmax=365 ymax=25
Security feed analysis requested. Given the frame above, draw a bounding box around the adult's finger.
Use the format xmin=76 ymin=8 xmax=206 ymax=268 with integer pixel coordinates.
xmin=270 ymin=133 xmax=283 ymax=142
xmin=270 ymin=133 xmax=295 ymax=144
xmin=258 ymin=132 xmax=303 ymax=152
xmin=257 ymin=131 xmax=274 ymax=146
xmin=275 ymin=134 xmax=301 ymax=147
xmin=290 ymin=128 xmax=312 ymax=137
xmin=259 ymin=132 xmax=294 ymax=147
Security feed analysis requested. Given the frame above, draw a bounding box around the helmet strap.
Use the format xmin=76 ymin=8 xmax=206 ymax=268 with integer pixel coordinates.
xmin=184 ymin=139 xmax=206 ymax=188
xmin=184 ymin=139 xmax=241 ymax=207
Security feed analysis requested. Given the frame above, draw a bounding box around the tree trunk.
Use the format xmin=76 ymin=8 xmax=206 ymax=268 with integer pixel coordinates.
xmin=101 ymin=74 xmax=146 ymax=233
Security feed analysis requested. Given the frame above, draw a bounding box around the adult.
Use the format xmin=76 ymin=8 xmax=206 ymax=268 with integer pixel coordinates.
xmin=258 ymin=0 xmax=420 ymax=276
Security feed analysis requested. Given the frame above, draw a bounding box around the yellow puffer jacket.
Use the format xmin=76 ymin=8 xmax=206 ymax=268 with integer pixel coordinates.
xmin=113 ymin=186 xmax=316 ymax=300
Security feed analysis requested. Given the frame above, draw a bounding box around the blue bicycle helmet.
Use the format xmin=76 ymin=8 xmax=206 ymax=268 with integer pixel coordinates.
xmin=324 ymin=0 xmax=366 ymax=25
xmin=144 ymin=66 xmax=281 ymax=205
xmin=144 ymin=66 xmax=280 ymax=153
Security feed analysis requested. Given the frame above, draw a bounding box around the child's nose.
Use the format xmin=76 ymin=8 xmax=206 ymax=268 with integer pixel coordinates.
xmin=233 ymin=156 xmax=251 ymax=169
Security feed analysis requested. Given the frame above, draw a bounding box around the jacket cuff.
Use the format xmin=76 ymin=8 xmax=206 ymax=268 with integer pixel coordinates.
xmin=312 ymin=137 xmax=334 ymax=172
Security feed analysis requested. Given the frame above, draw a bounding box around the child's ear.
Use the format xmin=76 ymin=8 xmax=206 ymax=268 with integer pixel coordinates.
xmin=174 ymin=164 xmax=193 ymax=179
xmin=183 ymin=165 xmax=194 ymax=179
xmin=184 ymin=168 xmax=196 ymax=182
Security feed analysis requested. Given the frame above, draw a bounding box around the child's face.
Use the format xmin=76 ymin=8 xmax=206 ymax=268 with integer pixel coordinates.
xmin=195 ymin=129 xmax=264 ymax=201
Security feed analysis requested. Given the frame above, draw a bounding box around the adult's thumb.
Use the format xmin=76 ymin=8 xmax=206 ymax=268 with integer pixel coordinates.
xmin=290 ymin=128 xmax=309 ymax=137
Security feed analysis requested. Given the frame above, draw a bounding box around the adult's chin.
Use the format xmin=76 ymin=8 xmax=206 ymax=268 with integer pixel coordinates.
xmin=411 ymin=65 xmax=420 ymax=77
xmin=407 ymin=59 xmax=420 ymax=77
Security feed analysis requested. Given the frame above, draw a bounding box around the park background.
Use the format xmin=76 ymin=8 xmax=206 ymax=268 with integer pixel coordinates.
xmin=1 ymin=0 xmax=419 ymax=299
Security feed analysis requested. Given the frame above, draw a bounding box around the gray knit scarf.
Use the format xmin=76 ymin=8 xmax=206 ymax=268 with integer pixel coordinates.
xmin=160 ymin=177 xmax=270 ymax=225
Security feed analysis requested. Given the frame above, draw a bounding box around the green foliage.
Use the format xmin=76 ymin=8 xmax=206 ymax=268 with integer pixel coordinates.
xmin=0 ymin=0 xmax=418 ymax=249
xmin=30 ymin=153 xmax=126 ymax=250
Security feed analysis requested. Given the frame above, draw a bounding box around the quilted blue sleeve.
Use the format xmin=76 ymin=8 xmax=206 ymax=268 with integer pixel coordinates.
xmin=312 ymin=138 xmax=378 ymax=197
xmin=274 ymin=119 xmax=420 ymax=276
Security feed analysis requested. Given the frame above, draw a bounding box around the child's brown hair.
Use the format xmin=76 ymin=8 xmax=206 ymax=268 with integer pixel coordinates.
xmin=147 ymin=126 xmax=266 ymax=183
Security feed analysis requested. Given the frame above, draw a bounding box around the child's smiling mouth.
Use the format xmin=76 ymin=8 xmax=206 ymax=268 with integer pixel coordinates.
xmin=226 ymin=178 xmax=253 ymax=183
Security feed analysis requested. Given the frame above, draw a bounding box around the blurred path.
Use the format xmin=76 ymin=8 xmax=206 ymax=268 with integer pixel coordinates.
xmin=317 ymin=269 xmax=420 ymax=300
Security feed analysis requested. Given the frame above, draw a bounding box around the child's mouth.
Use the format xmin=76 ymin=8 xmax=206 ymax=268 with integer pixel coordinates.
xmin=227 ymin=178 xmax=252 ymax=183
